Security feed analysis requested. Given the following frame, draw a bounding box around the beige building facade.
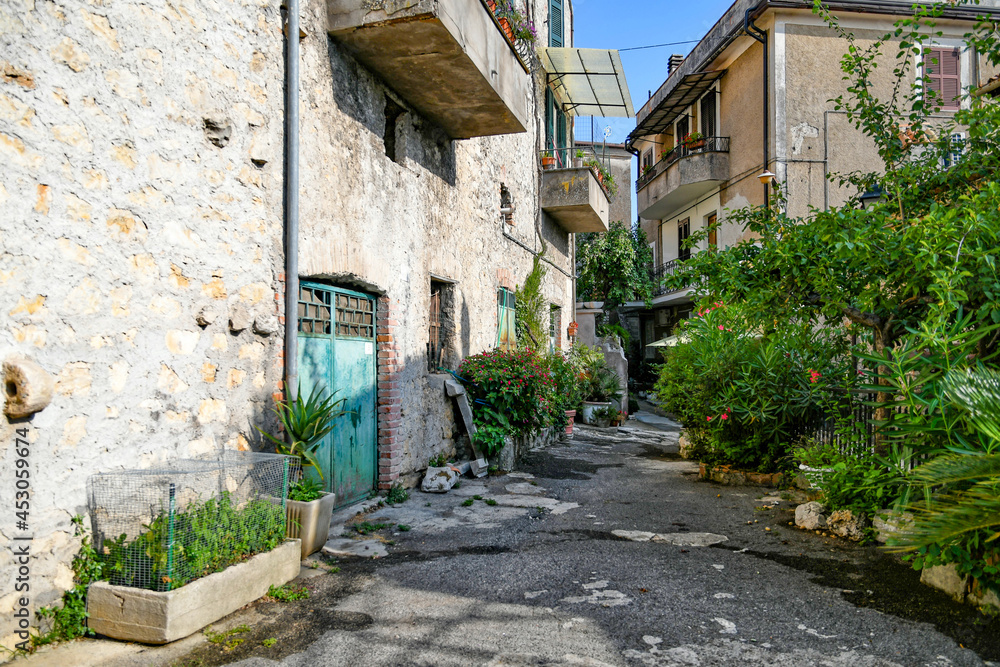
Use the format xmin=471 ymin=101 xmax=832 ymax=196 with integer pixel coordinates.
xmin=0 ymin=0 xmax=632 ymax=646
xmin=626 ymin=0 xmax=1000 ymax=356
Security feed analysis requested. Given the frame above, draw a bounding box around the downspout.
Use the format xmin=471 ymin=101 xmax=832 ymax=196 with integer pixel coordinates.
xmin=284 ymin=0 xmax=300 ymax=401
xmin=745 ymin=8 xmax=769 ymax=209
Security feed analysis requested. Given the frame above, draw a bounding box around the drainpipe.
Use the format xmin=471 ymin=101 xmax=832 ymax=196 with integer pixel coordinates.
xmin=745 ymin=8 xmax=769 ymax=209
xmin=284 ymin=0 xmax=300 ymax=402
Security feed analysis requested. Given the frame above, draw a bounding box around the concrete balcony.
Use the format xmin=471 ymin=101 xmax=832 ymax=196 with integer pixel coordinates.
xmin=327 ymin=0 xmax=531 ymax=139
xmin=637 ymin=137 xmax=729 ymax=220
xmin=541 ymin=167 xmax=610 ymax=233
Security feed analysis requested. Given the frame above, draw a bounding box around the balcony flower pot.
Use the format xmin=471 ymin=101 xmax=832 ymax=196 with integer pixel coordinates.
xmin=87 ymin=538 xmax=301 ymax=644
xmin=685 ymin=139 xmax=706 ymax=150
xmin=487 ymin=0 xmax=497 ymax=11
xmin=581 ymin=401 xmax=612 ymax=425
xmin=564 ymin=409 xmax=576 ymax=436
xmin=541 ymin=155 xmax=556 ymax=170
xmin=498 ymin=17 xmax=514 ymax=43
xmin=567 ymin=321 xmax=579 ymax=338
xmin=286 ymin=491 xmax=337 ymax=558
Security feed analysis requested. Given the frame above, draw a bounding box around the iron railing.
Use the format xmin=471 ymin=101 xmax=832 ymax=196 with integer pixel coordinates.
xmin=636 ymin=136 xmax=730 ymax=192
xmin=650 ymin=259 xmax=689 ymax=296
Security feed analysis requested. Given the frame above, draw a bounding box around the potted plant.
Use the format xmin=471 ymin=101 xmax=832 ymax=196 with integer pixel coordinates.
xmin=573 ymin=149 xmax=585 ymax=168
xmin=592 ymin=404 xmax=618 ymax=428
xmin=541 ymin=150 xmax=556 ymax=170
xmin=682 ymin=131 xmax=705 ymax=150
xmin=257 ymin=383 xmax=348 ymax=558
xmin=567 ymin=321 xmax=579 ymax=338
xmin=580 ymin=365 xmax=622 ymax=425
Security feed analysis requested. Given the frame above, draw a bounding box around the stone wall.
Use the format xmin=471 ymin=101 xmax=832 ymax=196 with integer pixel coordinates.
xmin=0 ymin=0 xmax=287 ymax=648
xmin=1 ymin=0 xmax=582 ymax=646
xmin=295 ymin=0 xmax=577 ymax=484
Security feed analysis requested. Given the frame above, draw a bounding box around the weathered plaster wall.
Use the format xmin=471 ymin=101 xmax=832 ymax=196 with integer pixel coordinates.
xmin=0 ymin=0 xmax=286 ymax=648
xmin=296 ymin=0 xmax=576 ymax=480
xmin=719 ymin=39 xmax=766 ymax=224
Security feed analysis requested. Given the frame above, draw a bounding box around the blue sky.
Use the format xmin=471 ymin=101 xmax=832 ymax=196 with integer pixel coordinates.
xmin=570 ymin=0 xmax=736 ymax=219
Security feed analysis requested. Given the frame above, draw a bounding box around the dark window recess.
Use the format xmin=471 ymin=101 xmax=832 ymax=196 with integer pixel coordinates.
xmin=707 ymin=212 xmax=717 ymax=249
xmin=642 ymin=150 xmax=653 ymax=170
xmin=500 ymin=182 xmax=514 ymax=225
xmin=429 ymin=280 xmax=455 ymax=371
xmin=925 ymin=47 xmax=961 ymax=110
xmin=549 ymin=306 xmax=561 ymax=353
xmin=700 ymin=91 xmax=717 ymax=138
xmin=384 ymin=96 xmax=405 ymax=162
xmin=676 ymin=115 xmax=690 ymax=145
xmin=678 ymin=218 xmax=691 ymax=261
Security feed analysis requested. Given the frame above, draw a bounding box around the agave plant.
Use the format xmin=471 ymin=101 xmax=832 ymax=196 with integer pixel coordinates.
xmin=890 ymin=368 xmax=1000 ymax=551
xmin=256 ymin=383 xmax=349 ymax=481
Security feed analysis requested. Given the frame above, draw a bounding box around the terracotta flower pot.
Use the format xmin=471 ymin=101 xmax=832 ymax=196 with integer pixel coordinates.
xmin=498 ymin=17 xmax=514 ymax=43
xmin=541 ymin=156 xmax=556 ymax=170
xmin=564 ymin=410 xmax=576 ymax=436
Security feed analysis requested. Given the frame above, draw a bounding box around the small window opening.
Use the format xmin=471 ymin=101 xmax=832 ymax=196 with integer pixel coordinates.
xmin=384 ymin=96 xmax=405 ymax=163
xmin=549 ymin=305 xmax=561 ymax=353
xmin=678 ymin=217 xmax=691 ymax=261
xmin=429 ymin=279 xmax=455 ymax=371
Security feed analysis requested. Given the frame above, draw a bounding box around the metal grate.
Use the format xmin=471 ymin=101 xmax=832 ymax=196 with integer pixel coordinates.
xmin=429 ymin=290 xmax=442 ymax=371
xmin=298 ymin=285 xmax=332 ymax=334
xmin=335 ymin=293 xmax=374 ymax=339
xmin=88 ymin=452 xmax=292 ymax=592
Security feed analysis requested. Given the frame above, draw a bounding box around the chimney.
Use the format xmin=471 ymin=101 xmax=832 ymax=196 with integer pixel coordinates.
xmin=668 ymin=54 xmax=685 ymax=76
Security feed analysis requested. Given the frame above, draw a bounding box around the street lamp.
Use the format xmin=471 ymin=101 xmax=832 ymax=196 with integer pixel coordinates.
xmin=758 ymin=170 xmax=776 ymax=186
xmin=859 ymin=184 xmax=885 ymax=210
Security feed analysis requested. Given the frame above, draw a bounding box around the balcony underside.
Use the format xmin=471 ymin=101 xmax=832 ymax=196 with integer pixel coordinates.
xmin=638 ymin=151 xmax=729 ymax=220
xmin=327 ymin=0 xmax=530 ymax=139
xmin=541 ymin=167 xmax=610 ymax=233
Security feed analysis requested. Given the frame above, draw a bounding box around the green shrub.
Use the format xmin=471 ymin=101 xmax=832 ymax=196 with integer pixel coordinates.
xmin=459 ymin=348 xmax=558 ymax=439
xmin=795 ymin=442 xmax=900 ymax=516
xmin=655 ymin=302 xmax=852 ymax=471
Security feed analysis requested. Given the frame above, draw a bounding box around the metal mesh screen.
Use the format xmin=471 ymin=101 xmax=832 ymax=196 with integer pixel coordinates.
xmin=88 ymin=452 xmax=293 ymax=592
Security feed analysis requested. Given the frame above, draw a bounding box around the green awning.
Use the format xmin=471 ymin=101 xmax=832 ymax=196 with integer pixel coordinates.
xmin=539 ymin=48 xmax=634 ymax=118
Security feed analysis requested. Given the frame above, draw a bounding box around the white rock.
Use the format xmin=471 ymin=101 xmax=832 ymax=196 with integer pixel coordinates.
xmin=421 ymin=466 xmax=460 ymax=493
xmin=795 ymin=501 xmax=827 ymax=530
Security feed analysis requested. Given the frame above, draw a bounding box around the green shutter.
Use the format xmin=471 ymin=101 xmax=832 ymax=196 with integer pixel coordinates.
xmin=549 ymin=0 xmax=563 ymax=47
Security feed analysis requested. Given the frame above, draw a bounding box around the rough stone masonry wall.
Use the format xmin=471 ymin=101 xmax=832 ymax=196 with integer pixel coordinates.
xmin=296 ymin=0 xmax=575 ymax=484
xmin=0 ymin=0 xmax=286 ymax=647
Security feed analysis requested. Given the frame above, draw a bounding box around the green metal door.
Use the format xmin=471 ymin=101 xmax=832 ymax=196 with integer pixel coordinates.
xmin=297 ymin=283 xmax=377 ymax=508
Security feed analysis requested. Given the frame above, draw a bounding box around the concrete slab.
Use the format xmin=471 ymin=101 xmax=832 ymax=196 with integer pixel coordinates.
xmin=322 ymin=538 xmax=389 ymax=559
xmin=632 ymin=410 xmax=682 ymax=431
xmin=505 ymin=482 xmax=547 ymax=495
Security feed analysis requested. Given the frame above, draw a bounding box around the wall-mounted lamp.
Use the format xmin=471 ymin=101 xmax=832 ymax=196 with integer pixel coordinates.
xmin=758 ymin=170 xmax=776 ymax=186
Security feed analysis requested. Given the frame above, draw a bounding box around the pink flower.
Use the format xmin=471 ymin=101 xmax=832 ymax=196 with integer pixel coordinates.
xmin=721 ymin=414 xmax=728 ymax=420
xmin=718 ymin=325 xmax=724 ymax=330
xmin=707 ymin=416 xmax=712 ymax=421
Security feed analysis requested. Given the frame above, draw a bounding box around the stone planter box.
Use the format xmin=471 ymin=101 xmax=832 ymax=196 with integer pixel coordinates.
xmin=286 ymin=492 xmax=336 ymax=558
xmin=581 ymin=401 xmax=612 ymax=425
xmin=87 ymin=538 xmax=301 ymax=644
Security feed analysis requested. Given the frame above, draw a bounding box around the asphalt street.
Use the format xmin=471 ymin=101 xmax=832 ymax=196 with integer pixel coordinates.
xmin=34 ymin=419 xmax=1000 ymax=667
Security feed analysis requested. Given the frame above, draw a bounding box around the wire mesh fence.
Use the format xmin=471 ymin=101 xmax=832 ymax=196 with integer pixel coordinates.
xmin=88 ymin=452 xmax=293 ymax=592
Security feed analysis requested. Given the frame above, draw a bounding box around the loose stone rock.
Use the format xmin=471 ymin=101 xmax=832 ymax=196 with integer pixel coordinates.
xmin=827 ymin=509 xmax=868 ymax=541
xmin=421 ymin=466 xmax=460 ymax=493
xmin=795 ymin=501 xmax=828 ymax=530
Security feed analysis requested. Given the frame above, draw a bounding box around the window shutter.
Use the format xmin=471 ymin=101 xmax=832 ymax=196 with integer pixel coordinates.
xmin=549 ymin=0 xmax=563 ymax=47
xmin=926 ymin=47 xmax=961 ymax=110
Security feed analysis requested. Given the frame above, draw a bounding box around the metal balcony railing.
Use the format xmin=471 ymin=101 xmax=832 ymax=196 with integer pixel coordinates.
xmin=650 ymin=259 xmax=688 ymax=296
xmin=636 ymin=136 xmax=731 ymax=192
